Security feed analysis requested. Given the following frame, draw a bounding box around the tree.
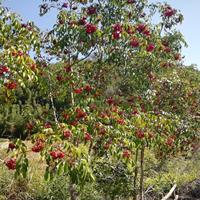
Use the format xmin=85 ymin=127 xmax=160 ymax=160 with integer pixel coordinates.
xmin=1 ymin=1 xmax=199 ymax=200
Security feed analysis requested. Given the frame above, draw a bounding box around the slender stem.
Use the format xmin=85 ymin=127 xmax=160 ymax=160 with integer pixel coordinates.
xmin=133 ymin=148 xmax=139 ymax=200
xmin=71 ymin=86 xmax=75 ymax=106
xmin=48 ymin=73 xmax=59 ymax=126
xmin=139 ymin=146 xmax=145 ymax=200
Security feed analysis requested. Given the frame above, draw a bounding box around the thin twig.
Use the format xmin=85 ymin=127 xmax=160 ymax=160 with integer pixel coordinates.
xmin=48 ymin=73 xmax=59 ymax=126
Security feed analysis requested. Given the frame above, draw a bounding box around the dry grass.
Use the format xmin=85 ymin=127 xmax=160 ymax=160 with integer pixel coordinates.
xmin=0 ymin=140 xmax=46 ymax=200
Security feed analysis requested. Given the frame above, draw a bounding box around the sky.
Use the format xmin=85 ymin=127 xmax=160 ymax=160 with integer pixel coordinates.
xmin=2 ymin=0 xmax=200 ymax=69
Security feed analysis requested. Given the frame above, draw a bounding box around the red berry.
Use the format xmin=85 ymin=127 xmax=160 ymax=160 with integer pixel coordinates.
xmin=74 ymin=88 xmax=83 ymax=94
xmin=112 ymin=31 xmax=121 ymax=40
xmin=50 ymin=151 xmax=58 ymax=159
xmin=146 ymin=43 xmax=155 ymax=52
xmin=164 ymin=7 xmax=176 ymax=17
xmin=50 ymin=150 xmax=65 ymax=159
xmin=79 ymin=16 xmax=87 ymax=25
xmin=8 ymin=143 xmax=16 ymax=150
xmin=4 ymin=81 xmax=17 ymax=90
xmin=84 ymin=84 xmax=92 ymax=92
xmin=32 ymin=140 xmax=44 ymax=153
xmin=87 ymin=6 xmax=96 ymax=15
xmin=130 ymin=38 xmax=139 ymax=47
xmin=76 ymin=108 xmax=86 ymax=119
xmin=136 ymin=24 xmax=146 ymax=33
xmin=113 ymin=23 xmax=122 ymax=32
xmin=63 ymin=130 xmax=72 ymax=139
xmin=5 ymin=158 xmax=16 ymax=170
xmin=136 ymin=130 xmax=145 ymax=139
xmin=85 ymin=23 xmax=97 ymax=34
xmin=56 ymin=75 xmax=63 ymax=81
xmin=17 ymin=51 xmax=23 ymax=56
xmin=106 ymin=97 xmax=115 ymax=105
xmin=44 ymin=122 xmax=52 ymax=128
xmin=0 ymin=65 xmax=9 ymax=76
xmin=58 ymin=151 xmax=65 ymax=159
xmin=84 ymin=133 xmax=92 ymax=141
xmin=143 ymin=29 xmax=151 ymax=37
xmin=122 ymin=150 xmax=130 ymax=158
xmin=63 ymin=113 xmax=69 ymax=120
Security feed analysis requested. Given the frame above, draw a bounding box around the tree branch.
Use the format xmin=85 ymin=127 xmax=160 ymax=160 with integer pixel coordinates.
xmin=161 ymin=184 xmax=177 ymax=200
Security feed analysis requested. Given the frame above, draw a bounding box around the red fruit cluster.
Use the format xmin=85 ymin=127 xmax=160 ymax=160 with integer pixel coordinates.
xmin=136 ymin=130 xmax=145 ymax=139
xmin=74 ymin=88 xmax=83 ymax=94
xmin=112 ymin=23 xmax=122 ymax=40
xmin=32 ymin=140 xmax=44 ymax=153
xmin=44 ymin=122 xmax=52 ymax=128
xmin=136 ymin=24 xmax=146 ymax=32
xmin=12 ymin=50 xmax=24 ymax=57
xmin=50 ymin=150 xmax=65 ymax=159
xmin=79 ymin=16 xmax=87 ymax=25
xmin=130 ymin=38 xmax=139 ymax=48
xmin=0 ymin=65 xmax=9 ymax=76
xmin=63 ymin=130 xmax=72 ymax=139
xmin=4 ymin=81 xmax=17 ymax=90
xmin=122 ymin=150 xmax=130 ymax=158
xmin=136 ymin=24 xmax=151 ymax=37
xmin=8 ymin=143 xmax=16 ymax=150
xmin=106 ymin=97 xmax=115 ymax=105
xmin=76 ymin=108 xmax=86 ymax=119
xmin=56 ymin=75 xmax=64 ymax=82
xmin=84 ymin=84 xmax=92 ymax=92
xmin=85 ymin=23 xmax=97 ymax=34
xmin=164 ymin=7 xmax=176 ymax=17
xmin=87 ymin=6 xmax=96 ymax=15
xmin=146 ymin=43 xmax=155 ymax=52
xmin=84 ymin=132 xmax=92 ymax=141
xmin=5 ymin=158 xmax=16 ymax=170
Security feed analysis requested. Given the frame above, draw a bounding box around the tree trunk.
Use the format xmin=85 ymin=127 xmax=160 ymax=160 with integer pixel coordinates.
xmin=139 ymin=146 xmax=145 ymax=200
